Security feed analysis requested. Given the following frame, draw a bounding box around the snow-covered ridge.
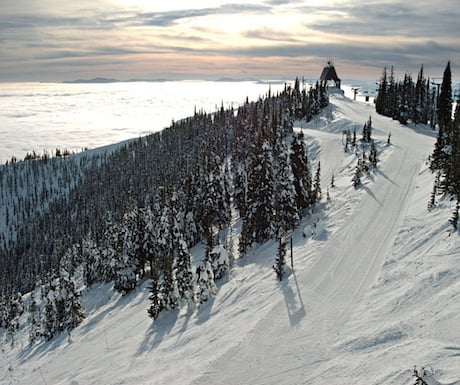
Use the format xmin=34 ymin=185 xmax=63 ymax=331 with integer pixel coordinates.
xmin=1 ymin=91 xmax=459 ymax=385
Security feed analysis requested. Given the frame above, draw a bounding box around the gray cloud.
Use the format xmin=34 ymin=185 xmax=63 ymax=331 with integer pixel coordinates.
xmin=189 ymin=39 xmax=457 ymax=75
xmin=1 ymin=0 xmax=459 ymax=81
xmin=122 ymin=3 xmax=271 ymax=27
xmin=306 ymin=2 xmax=460 ymax=38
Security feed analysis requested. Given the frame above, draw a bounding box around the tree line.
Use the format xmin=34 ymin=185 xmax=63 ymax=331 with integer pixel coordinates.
xmin=428 ymin=62 xmax=460 ymax=228
xmin=375 ymin=65 xmax=436 ymax=126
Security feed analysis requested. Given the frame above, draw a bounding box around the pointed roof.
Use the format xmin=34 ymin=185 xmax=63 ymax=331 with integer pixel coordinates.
xmin=320 ymin=61 xmax=340 ymax=83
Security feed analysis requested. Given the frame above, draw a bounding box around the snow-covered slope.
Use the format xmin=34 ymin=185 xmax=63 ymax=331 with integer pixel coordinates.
xmin=2 ymin=91 xmax=459 ymax=385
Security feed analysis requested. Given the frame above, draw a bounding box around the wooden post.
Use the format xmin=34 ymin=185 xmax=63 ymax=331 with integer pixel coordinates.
xmin=290 ymin=237 xmax=293 ymax=268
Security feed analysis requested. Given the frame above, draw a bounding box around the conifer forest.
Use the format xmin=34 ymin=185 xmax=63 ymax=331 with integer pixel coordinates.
xmin=0 ymin=79 xmax=329 ymax=340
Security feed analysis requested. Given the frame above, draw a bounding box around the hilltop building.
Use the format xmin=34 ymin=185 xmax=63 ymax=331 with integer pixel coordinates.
xmin=320 ymin=61 xmax=341 ymax=89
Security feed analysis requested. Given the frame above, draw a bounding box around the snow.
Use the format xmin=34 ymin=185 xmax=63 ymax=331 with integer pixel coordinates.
xmin=2 ymin=90 xmax=459 ymax=385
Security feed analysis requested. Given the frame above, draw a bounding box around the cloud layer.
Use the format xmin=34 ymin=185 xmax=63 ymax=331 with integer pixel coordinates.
xmin=0 ymin=0 xmax=458 ymax=81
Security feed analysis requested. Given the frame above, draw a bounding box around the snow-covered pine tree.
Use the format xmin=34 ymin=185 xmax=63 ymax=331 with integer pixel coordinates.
xmin=273 ymin=239 xmax=287 ymax=281
xmin=430 ymin=62 xmax=459 ymax=211
xmin=0 ymin=295 xmax=8 ymax=329
xmin=101 ymin=214 xmax=122 ymax=284
xmin=209 ymin=245 xmax=230 ymax=280
xmin=158 ymin=191 xmax=180 ymax=311
xmin=142 ymin=205 xmax=161 ymax=279
xmin=28 ymin=291 xmax=41 ymax=344
xmin=274 ymin=140 xmax=299 ymax=236
xmin=375 ymin=67 xmax=388 ymax=115
xmin=307 ymin=82 xmax=321 ymax=120
xmin=313 ymin=161 xmax=322 ymax=203
xmin=113 ymin=245 xmax=139 ymax=295
xmin=81 ymin=236 xmax=104 ymax=286
xmin=290 ymin=132 xmax=313 ymax=215
xmin=58 ymin=255 xmax=85 ymax=332
xmin=147 ymin=267 xmax=163 ymax=321
xmin=195 ymin=258 xmax=217 ymax=305
xmin=362 ymin=116 xmax=372 ymax=143
xmin=352 ymin=160 xmax=362 ymax=189
xmin=369 ymin=142 xmax=378 ymax=168
xmin=125 ymin=207 xmax=149 ymax=278
xmin=450 ymin=200 xmax=459 ymax=230
xmin=37 ymin=253 xmax=84 ymax=341
xmin=200 ymin=150 xmax=230 ymax=249
xmin=104 ymin=214 xmax=138 ymax=294
xmin=245 ymin=135 xmax=275 ymax=244
xmin=5 ymin=292 xmax=23 ymax=345
xmin=445 ymin=96 xmax=460 ymax=199
xmin=238 ymin=218 xmax=250 ymax=257
xmin=414 ymin=65 xmax=430 ymax=125
xmin=174 ymin=238 xmax=196 ymax=307
xmin=41 ymin=279 xmax=58 ymax=340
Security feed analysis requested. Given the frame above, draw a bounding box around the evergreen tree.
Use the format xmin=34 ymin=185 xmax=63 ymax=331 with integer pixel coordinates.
xmin=446 ymin=98 xmax=460 ymax=197
xmin=158 ymin=193 xmax=180 ymax=311
xmin=195 ymin=259 xmax=217 ymax=304
xmin=58 ymin=257 xmax=85 ymax=332
xmin=375 ymin=67 xmax=388 ymax=115
xmin=147 ymin=267 xmax=162 ymax=321
xmin=6 ymin=292 xmax=23 ymax=344
xmin=209 ymin=245 xmax=229 ymax=280
xmin=238 ymin=218 xmax=250 ymax=257
xmin=290 ymin=132 xmax=313 ymax=214
xmin=313 ymin=161 xmax=322 ymax=203
xmin=174 ymin=238 xmax=196 ymax=307
xmin=274 ymin=141 xmax=299 ymax=236
xmin=81 ymin=236 xmax=104 ymax=286
xmin=388 ymin=66 xmax=397 ymax=118
xmin=41 ymin=279 xmax=58 ymax=340
xmin=28 ymin=291 xmax=41 ymax=344
xmin=273 ymin=239 xmax=287 ymax=281
xmin=362 ymin=116 xmax=372 ymax=143
xmin=352 ymin=161 xmax=362 ymax=188
xmin=437 ymin=61 xmax=453 ymax=135
xmin=430 ymin=62 xmax=459 ymax=204
xmin=245 ymin=135 xmax=275 ymax=244
xmin=450 ymin=201 xmax=459 ymax=230
xmin=369 ymin=142 xmax=378 ymax=167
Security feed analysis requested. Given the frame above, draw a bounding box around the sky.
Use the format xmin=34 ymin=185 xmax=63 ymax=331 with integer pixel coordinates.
xmin=0 ymin=0 xmax=459 ymax=82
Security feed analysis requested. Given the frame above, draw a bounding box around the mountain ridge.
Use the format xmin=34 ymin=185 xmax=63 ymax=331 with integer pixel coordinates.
xmin=1 ymin=91 xmax=459 ymax=385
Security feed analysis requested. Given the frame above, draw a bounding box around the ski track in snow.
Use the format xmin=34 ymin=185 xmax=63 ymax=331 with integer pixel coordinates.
xmin=189 ymin=92 xmax=441 ymax=385
xmin=2 ymin=90 xmax=458 ymax=385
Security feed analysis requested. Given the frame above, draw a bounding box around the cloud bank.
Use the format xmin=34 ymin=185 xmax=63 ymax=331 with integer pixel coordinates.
xmin=0 ymin=0 xmax=458 ymax=81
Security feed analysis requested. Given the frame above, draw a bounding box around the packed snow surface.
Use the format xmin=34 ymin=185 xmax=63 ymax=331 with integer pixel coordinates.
xmin=1 ymin=90 xmax=459 ymax=385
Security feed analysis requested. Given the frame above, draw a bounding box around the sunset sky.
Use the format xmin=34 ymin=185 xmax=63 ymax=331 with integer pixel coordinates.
xmin=1 ymin=0 xmax=459 ymax=82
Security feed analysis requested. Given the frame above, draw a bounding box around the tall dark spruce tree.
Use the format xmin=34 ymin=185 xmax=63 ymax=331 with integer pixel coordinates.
xmin=243 ymin=134 xmax=275 ymax=248
xmin=273 ymin=140 xmax=299 ymax=238
xmin=290 ymin=132 xmax=313 ymax=215
xmin=431 ymin=61 xmax=453 ymax=176
xmin=429 ymin=61 xmax=459 ymax=227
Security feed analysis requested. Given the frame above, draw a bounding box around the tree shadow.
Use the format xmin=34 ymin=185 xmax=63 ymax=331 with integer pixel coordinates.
xmin=362 ymin=184 xmax=382 ymax=206
xmin=375 ymin=167 xmax=398 ymax=186
xmin=281 ymin=269 xmax=306 ymax=327
xmin=195 ymin=296 xmax=216 ymax=326
xmin=136 ymin=310 xmax=178 ymax=355
xmin=17 ymin=331 xmax=68 ymax=364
